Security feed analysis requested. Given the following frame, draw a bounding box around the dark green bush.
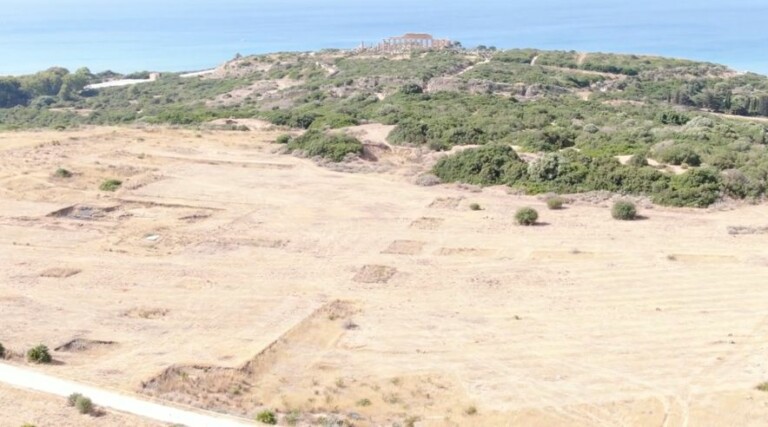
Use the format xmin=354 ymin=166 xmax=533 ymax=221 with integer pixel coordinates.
xmin=27 ymin=345 xmax=52 ymax=364
xmin=256 ymin=409 xmax=278 ymax=425
xmin=54 ymin=167 xmax=73 ymax=178
xmin=515 ymin=207 xmax=539 ymax=226
xmin=469 ymin=203 xmax=481 ymax=211
xmin=651 ymin=168 xmax=721 ymax=207
xmin=286 ymin=130 xmax=363 ymax=162
xmin=611 ymin=201 xmax=637 ymax=220
xmin=627 ymin=154 xmax=649 ymax=167
xmin=433 ymin=145 xmax=526 ymax=186
xmin=99 ymin=179 xmax=122 ymax=192
xmin=275 ymin=134 xmax=292 ymax=144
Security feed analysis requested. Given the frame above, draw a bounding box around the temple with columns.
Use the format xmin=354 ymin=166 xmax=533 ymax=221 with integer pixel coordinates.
xmin=361 ymin=33 xmax=455 ymax=53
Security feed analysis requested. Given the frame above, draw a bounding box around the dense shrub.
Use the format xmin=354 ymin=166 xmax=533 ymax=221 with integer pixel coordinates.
xmin=256 ymin=409 xmax=278 ymax=425
xmin=286 ymin=130 xmax=363 ymax=162
xmin=515 ymin=207 xmax=539 ymax=226
xmin=74 ymin=396 xmax=93 ymax=415
xmin=433 ymin=145 xmax=526 ymax=186
xmin=469 ymin=203 xmax=482 ymax=211
xmin=0 ymin=342 xmax=4 ymax=358
xmin=27 ymin=345 xmax=52 ymax=364
xmin=546 ymin=196 xmax=566 ymax=210
xmin=653 ymin=144 xmax=701 ymax=166
xmin=652 ymin=168 xmax=721 ymax=207
xmin=612 ymin=200 xmax=637 ymax=220
xmin=99 ymin=179 xmax=122 ymax=191
xmin=275 ymin=134 xmax=292 ymax=144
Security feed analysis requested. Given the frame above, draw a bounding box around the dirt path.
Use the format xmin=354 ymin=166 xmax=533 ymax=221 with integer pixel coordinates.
xmin=456 ymin=58 xmax=490 ymax=76
xmin=0 ymin=363 xmax=252 ymax=427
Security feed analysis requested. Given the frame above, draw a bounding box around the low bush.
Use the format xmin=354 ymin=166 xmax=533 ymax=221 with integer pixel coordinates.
xmin=54 ymin=168 xmax=73 ymax=178
xmin=612 ymin=200 xmax=637 ymax=220
xmin=757 ymin=382 xmax=768 ymax=392
xmin=627 ymin=153 xmax=649 ymax=167
xmin=465 ymin=405 xmax=478 ymax=415
xmin=275 ymin=134 xmax=292 ymax=144
xmin=515 ymin=207 xmax=538 ymax=226
xmin=27 ymin=344 xmax=52 ymax=364
xmin=545 ymin=196 xmax=565 ymax=210
xmin=256 ymin=409 xmax=278 ymax=425
xmin=469 ymin=203 xmax=482 ymax=211
xmin=286 ymin=130 xmax=363 ymax=162
xmin=0 ymin=342 xmax=4 ymax=358
xmin=653 ymin=144 xmax=701 ymax=166
xmin=67 ymin=392 xmax=83 ymax=407
xmin=414 ymin=174 xmax=441 ymax=186
xmin=99 ymin=179 xmax=122 ymax=192
xmin=74 ymin=395 xmax=93 ymax=415
xmin=356 ymin=398 xmax=372 ymax=406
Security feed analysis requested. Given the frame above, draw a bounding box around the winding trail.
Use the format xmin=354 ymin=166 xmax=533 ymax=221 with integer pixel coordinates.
xmin=0 ymin=363 xmax=252 ymax=427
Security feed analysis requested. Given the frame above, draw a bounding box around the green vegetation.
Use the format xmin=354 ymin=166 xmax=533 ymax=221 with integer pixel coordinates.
xmin=68 ymin=393 xmax=84 ymax=407
xmin=356 ymin=398 xmax=372 ymax=407
xmin=757 ymin=382 xmax=768 ymax=392
xmin=612 ymin=201 xmax=638 ymax=220
xmin=4 ymin=48 xmax=768 ymax=206
xmin=546 ymin=196 xmax=566 ymax=210
xmin=27 ymin=344 xmax=52 ymax=364
xmin=286 ymin=130 xmax=363 ymax=161
xmin=256 ymin=409 xmax=278 ymax=425
xmin=99 ymin=179 xmax=122 ymax=192
xmin=74 ymin=395 xmax=93 ymax=415
xmin=469 ymin=203 xmax=482 ymax=211
xmin=465 ymin=405 xmax=478 ymax=415
xmin=515 ymin=207 xmax=539 ymax=226
xmin=54 ymin=167 xmax=73 ymax=178
xmin=0 ymin=342 xmax=5 ymax=358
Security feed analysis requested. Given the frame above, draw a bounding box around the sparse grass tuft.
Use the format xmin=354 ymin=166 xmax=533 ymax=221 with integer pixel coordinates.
xmin=256 ymin=409 xmax=278 ymax=425
xmin=465 ymin=405 xmax=478 ymax=415
xmin=356 ymin=398 xmax=372 ymax=407
xmin=515 ymin=207 xmax=538 ymax=226
xmin=612 ymin=200 xmax=637 ymax=220
xmin=27 ymin=344 xmax=52 ymax=364
xmin=757 ymin=382 xmax=768 ymax=392
xmin=99 ymin=179 xmax=122 ymax=192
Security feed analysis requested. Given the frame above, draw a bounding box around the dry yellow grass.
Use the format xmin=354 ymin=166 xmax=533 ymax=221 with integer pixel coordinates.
xmin=1 ymin=126 xmax=768 ymax=426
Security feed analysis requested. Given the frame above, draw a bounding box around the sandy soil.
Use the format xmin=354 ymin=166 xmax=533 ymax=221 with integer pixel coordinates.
xmin=1 ymin=126 xmax=767 ymax=426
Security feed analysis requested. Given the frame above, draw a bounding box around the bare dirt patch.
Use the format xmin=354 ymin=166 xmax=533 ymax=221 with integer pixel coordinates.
xmin=352 ymin=265 xmax=398 ymax=284
xmin=429 ymin=196 xmax=464 ymax=209
xmin=381 ymin=240 xmax=425 ymax=255
xmin=40 ymin=267 xmax=82 ymax=278
xmin=409 ymin=216 xmax=445 ymax=230
xmin=55 ymin=338 xmax=117 ymax=353
xmin=121 ymin=307 xmax=170 ymax=320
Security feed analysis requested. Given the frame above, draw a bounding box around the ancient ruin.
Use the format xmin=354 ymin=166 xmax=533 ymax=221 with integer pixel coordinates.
xmin=361 ymin=33 xmax=455 ymax=53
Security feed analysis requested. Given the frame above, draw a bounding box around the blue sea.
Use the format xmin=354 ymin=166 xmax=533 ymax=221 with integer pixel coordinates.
xmin=2 ymin=0 xmax=768 ymax=76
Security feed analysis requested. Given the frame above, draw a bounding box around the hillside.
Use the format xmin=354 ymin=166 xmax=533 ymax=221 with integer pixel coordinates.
xmin=2 ymin=48 xmax=768 ymax=207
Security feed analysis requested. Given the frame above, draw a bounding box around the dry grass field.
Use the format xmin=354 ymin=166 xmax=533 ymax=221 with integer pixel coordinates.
xmin=1 ymin=126 xmax=767 ymax=426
